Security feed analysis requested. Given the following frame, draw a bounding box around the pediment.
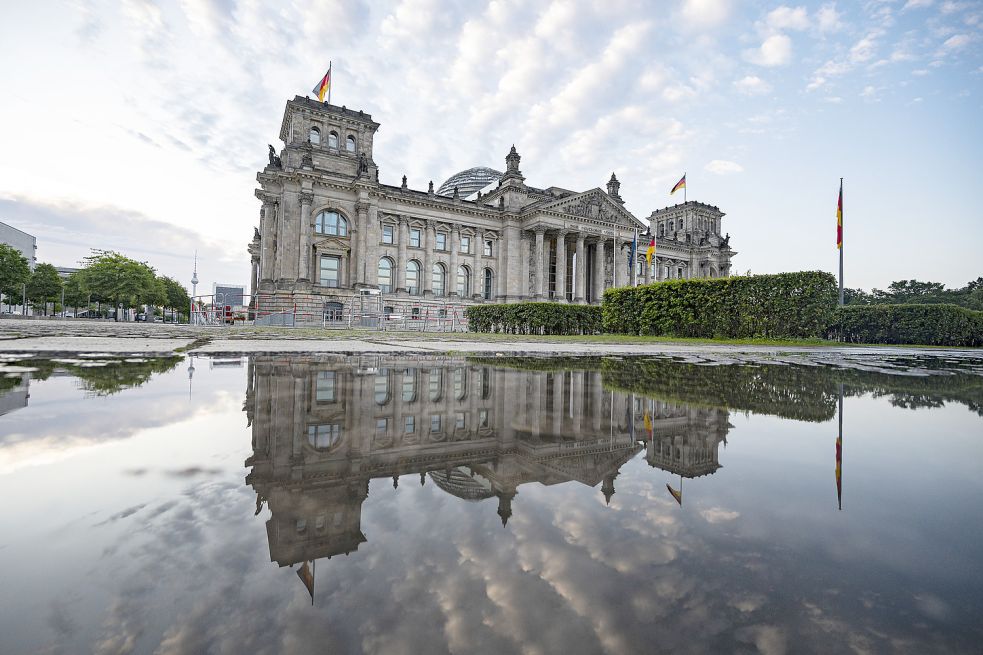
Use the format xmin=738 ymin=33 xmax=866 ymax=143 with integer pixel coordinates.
xmin=534 ymin=188 xmax=644 ymax=229
xmin=313 ymin=236 xmax=351 ymax=250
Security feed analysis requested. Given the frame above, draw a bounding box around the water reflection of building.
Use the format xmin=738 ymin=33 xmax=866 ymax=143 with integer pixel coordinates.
xmin=243 ymin=357 xmax=731 ymax=571
xmin=0 ymin=372 xmax=30 ymax=417
xmin=639 ymin=401 xmax=730 ymax=478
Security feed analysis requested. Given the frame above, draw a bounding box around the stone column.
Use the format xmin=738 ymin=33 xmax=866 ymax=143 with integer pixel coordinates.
xmin=260 ymin=202 xmax=275 ymax=283
xmin=396 ymin=216 xmax=408 ymax=292
xmin=554 ymin=230 xmax=567 ymax=302
xmin=449 ymin=223 xmax=461 ymax=296
xmin=298 ymin=192 xmax=313 ymax=283
xmin=594 ymin=238 xmax=605 ymax=301
xmin=551 ymin=372 xmax=563 ymax=437
xmin=612 ymin=234 xmax=620 ymax=289
xmin=474 ymin=228 xmax=484 ymax=299
xmin=534 ymin=228 xmax=546 ymax=299
xmin=575 ymin=234 xmax=586 ymax=303
xmin=274 ymin=199 xmax=290 ymax=281
xmin=572 ymin=370 xmax=584 ymax=435
xmin=355 ymin=201 xmax=370 ymax=285
xmin=423 ymin=220 xmax=435 ymax=295
xmin=591 ymin=371 xmax=603 ymax=433
xmin=496 ymin=230 xmax=507 ymax=301
xmin=519 ymin=231 xmax=530 ymax=298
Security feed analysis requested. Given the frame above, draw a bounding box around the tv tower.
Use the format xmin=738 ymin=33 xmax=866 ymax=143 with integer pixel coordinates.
xmin=191 ymin=251 xmax=199 ymax=325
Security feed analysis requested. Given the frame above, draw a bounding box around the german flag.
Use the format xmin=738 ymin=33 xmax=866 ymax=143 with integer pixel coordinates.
xmin=671 ymin=174 xmax=686 ymax=195
xmin=836 ymin=180 xmax=843 ymax=249
xmin=312 ymin=68 xmax=331 ymax=102
xmin=646 ymin=235 xmax=656 ymax=265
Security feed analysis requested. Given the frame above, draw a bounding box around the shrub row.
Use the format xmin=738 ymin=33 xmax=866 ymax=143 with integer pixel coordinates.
xmin=602 ymin=271 xmax=838 ymax=339
xmin=466 ymin=303 xmax=602 ymax=335
xmin=827 ymin=304 xmax=983 ymax=347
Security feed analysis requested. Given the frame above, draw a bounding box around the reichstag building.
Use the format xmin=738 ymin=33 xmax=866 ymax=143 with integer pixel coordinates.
xmin=250 ymin=96 xmax=736 ymax=320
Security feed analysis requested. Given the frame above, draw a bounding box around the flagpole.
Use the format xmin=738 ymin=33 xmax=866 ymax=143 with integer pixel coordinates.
xmin=327 ymin=61 xmax=332 ymax=105
xmin=838 ymin=177 xmax=844 ymax=306
xmin=684 ymin=172 xmax=687 ymax=203
xmin=837 ymin=382 xmax=843 ymax=511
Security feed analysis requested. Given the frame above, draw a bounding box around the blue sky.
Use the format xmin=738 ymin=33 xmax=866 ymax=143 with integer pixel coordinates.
xmin=0 ymin=0 xmax=980 ymax=292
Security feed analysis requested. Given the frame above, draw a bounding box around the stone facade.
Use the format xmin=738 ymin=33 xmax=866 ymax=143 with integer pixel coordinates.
xmin=250 ymin=96 xmax=736 ymax=320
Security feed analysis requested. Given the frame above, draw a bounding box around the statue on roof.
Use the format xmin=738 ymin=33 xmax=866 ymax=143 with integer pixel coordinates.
xmin=267 ymin=144 xmax=281 ymax=169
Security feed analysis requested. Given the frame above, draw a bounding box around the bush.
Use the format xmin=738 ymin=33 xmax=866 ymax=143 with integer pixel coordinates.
xmin=827 ymin=304 xmax=983 ymax=347
xmin=602 ymin=271 xmax=837 ymax=339
xmin=466 ymin=303 xmax=602 ymax=335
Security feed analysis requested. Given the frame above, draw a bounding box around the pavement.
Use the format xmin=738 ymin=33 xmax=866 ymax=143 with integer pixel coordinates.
xmin=2 ymin=317 xmax=982 ymax=361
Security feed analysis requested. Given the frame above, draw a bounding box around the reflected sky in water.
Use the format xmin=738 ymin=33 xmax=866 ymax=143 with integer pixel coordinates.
xmin=0 ymin=353 xmax=981 ymax=654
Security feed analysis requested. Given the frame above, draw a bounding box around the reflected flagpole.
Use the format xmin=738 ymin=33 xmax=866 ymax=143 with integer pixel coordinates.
xmin=836 ymin=383 xmax=843 ymax=511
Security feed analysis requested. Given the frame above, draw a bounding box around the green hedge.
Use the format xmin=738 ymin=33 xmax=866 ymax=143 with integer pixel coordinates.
xmin=827 ymin=304 xmax=983 ymax=346
xmin=602 ymin=271 xmax=837 ymax=339
xmin=466 ymin=303 xmax=602 ymax=335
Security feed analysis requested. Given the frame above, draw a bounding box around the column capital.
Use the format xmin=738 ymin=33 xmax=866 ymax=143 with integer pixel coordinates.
xmin=554 ymin=228 xmax=569 ymax=239
xmin=354 ymin=199 xmax=370 ymax=214
xmin=425 ymin=219 xmax=437 ymax=230
xmin=397 ymin=215 xmax=407 ymax=225
xmin=575 ymin=232 xmax=586 ymax=244
xmin=451 ymin=222 xmax=462 ymax=233
xmin=298 ymin=191 xmax=314 ymax=205
xmin=533 ymin=226 xmax=547 ymax=236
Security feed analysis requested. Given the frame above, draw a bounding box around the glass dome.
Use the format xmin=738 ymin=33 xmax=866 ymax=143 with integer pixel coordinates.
xmin=436 ymin=167 xmax=503 ymax=199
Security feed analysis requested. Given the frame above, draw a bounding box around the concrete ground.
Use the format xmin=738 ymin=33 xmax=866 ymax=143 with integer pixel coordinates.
xmin=2 ymin=317 xmax=982 ymax=362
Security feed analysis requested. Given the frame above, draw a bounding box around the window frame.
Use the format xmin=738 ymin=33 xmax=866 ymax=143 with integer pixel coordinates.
xmin=319 ymin=254 xmax=341 ymax=288
xmin=409 ymin=228 xmax=421 ymax=248
xmin=315 ymin=211 xmax=348 ymax=236
xmin=378 ymin=257 xmax=394 ymax=293
xmin=435 ymin=232 xmax=447 ymax=251
xmin=382 ymin=224 xmax=395 ymax=244
xmin=346 ymin=135 xmax=356 ymax=152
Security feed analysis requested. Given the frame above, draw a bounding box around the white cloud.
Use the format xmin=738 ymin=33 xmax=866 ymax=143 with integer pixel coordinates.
xmin=705 ymin=160 xmax=744 ymax=175
xmin=766 ymin=6 xmax=810 ymax=31
xmin=733 ymin=75 xmax=772 ymax=95
xmin=745 ymin=34 xmax=793 ymax=67
xmin=807 ymin=30 xmax=883 ymax=89
xmin=663 ymin=84 xmax=698 ymax=102
xmin=860 ymin=85 xmax=880 ymax=101
xmin=680 ymin=0 xmax=732 ymax=28
xmin=700 ymin=507 xmax=741 ymax=522
xmin=941 ymin=34 xmax=971 ymax=50
xmin=816 ymin=3 xmax=842 ymax=32
xmin=902 ymin=0 xmax=933 ymax=10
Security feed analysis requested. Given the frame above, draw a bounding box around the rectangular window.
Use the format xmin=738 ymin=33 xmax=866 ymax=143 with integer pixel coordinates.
xmin=316 ymin=371 xmax=336 ymax=402
xmin=459 ymin=236 xmax=471 ymax=254
xmin=678 ymin=267 xmax=684 ymax=278
xmin=404 ymin=416 xmax=415 ymax=434
xmin=382 ymin=225 xmax=395 ymax=244
xmin=483 ymin=240 xmax=492 ymax=256
xmin=409 ymin=228 xmax=421 ymax=247
xmin=455 ymin=412 xmax=466 ymax=429
xmin=376 ymin=418 xmax=389 ymax=433
xmin=479 ymin=409 xmax=489 ymax=428
xmin=436 ymin=232 xmax=447 ymax=251
xmin=430 ymin=415 xmax=441 ymax=433
xmin=320 ymin=255 xmax=340 ymax=288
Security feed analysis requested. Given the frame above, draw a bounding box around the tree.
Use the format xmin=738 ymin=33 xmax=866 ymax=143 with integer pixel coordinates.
xmin=81 ymin=251 xmax=157 ymax=320
xmin=160 ymin=276 xmax=191 ymax=320
xmin=26 ymin=263 xmax=63 ymax=316
xmin=63 ymin=271 xmax=90 ymax=316
xmin=0 ymin=243 xmax=31 ymax=311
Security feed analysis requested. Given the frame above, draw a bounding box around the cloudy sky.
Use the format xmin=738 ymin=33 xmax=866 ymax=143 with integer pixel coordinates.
xmin=0 ymin=0 xmax=980 ymax=293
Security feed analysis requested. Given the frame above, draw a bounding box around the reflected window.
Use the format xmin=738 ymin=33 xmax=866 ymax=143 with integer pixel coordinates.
xmin=328 ymin=131 xmax=338 ymax=148
xmin=378 ymin=257 xmax=394 ymax=293
xmin=316 ymin=371 xmax=336 ymax=402
xmin=346 ymin=135 xmax=356 ymax=152
xmin=457 ymin=265 xmax=470 ymax=296
xmin=430 ymin=415 xmax=441 ymax=433
xmin=406 ymin=260 xmax=421 ymax=295
xmin=376 ymin=418 xmax=389 ymax=434
xmin=480 ymin=368 xmax=490 ymax=399
xmin=455 ymin=412 xmax=466 ymax=429
xmin=453 ymin=368 xmax=467 ymax=400
xmin=315 ymin=211 xmax=348 ymax=236
xmin=374 ymin=369 xmax=390 ymax=404
xmin=404 ymin=416 xmax=415 ymax=434
xmin=429 ymin=369 xmax=443 ymax=401
xmin=402 ymin=369 xmax=416 ymax=402
xmin=479 ymin=409 xmax=489 ymax=428
xmin=432 ymin=263 xmax=446 ymax=297
xmin=307 ymin=424 xmax=341 ymax=449
xmin=309 ymin=126 xmax=321 ymax=145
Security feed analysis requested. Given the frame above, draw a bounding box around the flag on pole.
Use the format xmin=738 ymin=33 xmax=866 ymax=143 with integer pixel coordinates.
xmin=297 ymin=560 xmax=315 ymax=603
xmin=646 ymin=234 xmax=656 ymax=265
xmin=671 ymin=174 xmax=686 ymax=195
xmin=835 ymin=433 xmax=842 ymax=510
xmin=312 ymin=66 xmax=331 ymax=102
xmin=836 ymin=180 xmax=843 ymax=249
xmin=628 ymin=232 xmax=636 ymax=275
xmin=643 ymin=410 xmax=653 ymax=440
xmin=666 ymin=483 xmax=682 ymax=506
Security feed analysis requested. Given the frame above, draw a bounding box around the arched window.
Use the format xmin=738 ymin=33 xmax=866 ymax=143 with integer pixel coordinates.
xmin=401 ymin=369 xmax=416 ymax=402
xmin=328 ymin=131 xmax=338 ymax=148
xmin=429 ymin=368 xmax=443 ymax=401
xmin=346 ymin=135 xmax=356 ymax=152
xmin=378 ymin=257 xmax=394 ymax=293
xmin=659 ymin=223 xmax=665 ymax=238
xmin=315 ymin=210 xmax=348 ymax=236
xmin=406 ymin=260 xmax=421 ymax=295
xmin=453 ymin=368 xmax=467 ymax=400
xmin=483 ymin=268 xmax=493 ymax=300
xmin=374 ymin=369 xmax=390 ymax=405
xmin=432 ymin=263 xmax=446 ymax=297
xmin=309 ymin=126 xmax=321 ymax=145
xmin=456 ymin=265 xmax=470 ymax=297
